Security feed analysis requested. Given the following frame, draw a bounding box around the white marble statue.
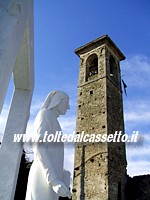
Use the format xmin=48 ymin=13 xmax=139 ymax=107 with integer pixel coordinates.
xmin=25 ymin=90 xmax=72 ymax=200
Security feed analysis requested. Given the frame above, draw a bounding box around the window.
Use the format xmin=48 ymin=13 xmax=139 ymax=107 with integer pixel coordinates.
xmin=86 ymin=54 xmax=98 ymax=81
xmin=90 ymin=90 xmax=93 ymax=95
xmin=109 ymin=55 xmax=118 ymax=85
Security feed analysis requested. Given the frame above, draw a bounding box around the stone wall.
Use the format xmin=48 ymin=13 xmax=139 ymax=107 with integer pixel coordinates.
xmin=106 ymin=50 xmax=127 ymax=200
xmin=126 ymin=174 xmax=150 ymax=200
xmin=73 ymin=35 xmax=126 ymax=200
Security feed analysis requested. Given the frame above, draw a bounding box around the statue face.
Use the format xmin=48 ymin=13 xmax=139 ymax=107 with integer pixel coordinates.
xmin=57 ymin=98 xmax=70 ymax=115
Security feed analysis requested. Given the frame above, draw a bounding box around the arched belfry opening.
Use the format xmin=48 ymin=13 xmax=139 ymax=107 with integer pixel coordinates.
xmin=86 ymin=54 xmax=98 ymax=81
xmin=109 ymin=55 xmax=118 ymax=85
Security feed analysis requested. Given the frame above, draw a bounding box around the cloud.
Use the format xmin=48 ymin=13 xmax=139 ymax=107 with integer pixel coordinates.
xmin=60 ymin=116 xmax=76 ymax=181
xmin=126 ymin=134 xmax=150 ymax=177
xmin=121 ymin=54 xmax=150 ymax=132
xmin=29 ymin=98 xmax=44 ymax=119
xmin=0 ymin=104 xmax=9 ymax=142
xmin=64 ymin=144 xmax=75 ymax=182
xmin=59 ymin=116 xmax=76 ymax=134
xmin=122 ymin=53 xmax=150 ymax=176
xmin=122 ymin=54 xmax=150 ymax=73
xmin=127 ymin=146 xmax=150 ymax=158
xmin=127 ymin=160 xmax=150 ymax=177
xmin=124 ymin=100 xmax=150 ymax=124
xmin=122 ymin=54 xmax=150 ymax=88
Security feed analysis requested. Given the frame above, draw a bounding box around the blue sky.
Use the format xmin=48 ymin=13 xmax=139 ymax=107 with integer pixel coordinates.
xmin=0 ymin=0 xmax=150 ymax=180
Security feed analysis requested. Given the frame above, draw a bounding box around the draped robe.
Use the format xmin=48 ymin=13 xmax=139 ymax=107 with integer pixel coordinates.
xmin=25 ymin=109 xmax=64 ymax=200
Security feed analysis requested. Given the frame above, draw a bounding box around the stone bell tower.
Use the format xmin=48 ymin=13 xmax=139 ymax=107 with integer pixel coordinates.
xmin=72 ymin=35 xmax=127 ymax=200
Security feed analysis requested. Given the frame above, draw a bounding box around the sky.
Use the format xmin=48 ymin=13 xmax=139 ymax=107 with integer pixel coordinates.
xmin=0 ymin=0 xmax=150 ymax=183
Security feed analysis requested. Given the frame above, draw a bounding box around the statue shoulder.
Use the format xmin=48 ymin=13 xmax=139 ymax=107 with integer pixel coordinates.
xmin=34 ymin=109 xmax=55 ymax=125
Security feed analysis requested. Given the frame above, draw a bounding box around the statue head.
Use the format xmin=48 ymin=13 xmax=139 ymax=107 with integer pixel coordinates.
xmin=40 ymin=90 xmax=70 ymax=115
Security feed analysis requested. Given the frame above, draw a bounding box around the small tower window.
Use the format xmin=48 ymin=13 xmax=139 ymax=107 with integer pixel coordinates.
xmin=109 ymin=55 xmax=118 ymax=85
xmin=86 ymin=54 xmax=98 ymax=81
xmin=90 ymin=90 xmax=93 ymax=95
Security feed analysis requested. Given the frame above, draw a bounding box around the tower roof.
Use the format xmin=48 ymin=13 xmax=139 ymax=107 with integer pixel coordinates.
xmin=75 ymin=34 xmax=125 ymax=61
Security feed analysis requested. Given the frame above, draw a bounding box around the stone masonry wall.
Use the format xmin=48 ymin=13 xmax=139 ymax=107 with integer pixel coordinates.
xmin=73 ymin=39 xmax=126 ymax=200
xmin=126 ymin=175 xmax=150 ymax=200
xmin=73 ymin=46 xmax=109 ymax=199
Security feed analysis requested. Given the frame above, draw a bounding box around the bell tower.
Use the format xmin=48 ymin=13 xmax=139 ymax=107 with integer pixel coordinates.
xmin=72 ymin=35 xmax=127 ymax=200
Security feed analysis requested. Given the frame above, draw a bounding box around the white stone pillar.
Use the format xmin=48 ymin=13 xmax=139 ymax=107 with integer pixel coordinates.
xmin=0 ymin=89 xmax=33 ymax=200
xmin=0 ymin=0 xmax=34 ymax=199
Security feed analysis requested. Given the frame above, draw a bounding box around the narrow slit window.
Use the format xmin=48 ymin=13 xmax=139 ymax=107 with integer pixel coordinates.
xmin=118 ymin=182 xmax=121 ymax=200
